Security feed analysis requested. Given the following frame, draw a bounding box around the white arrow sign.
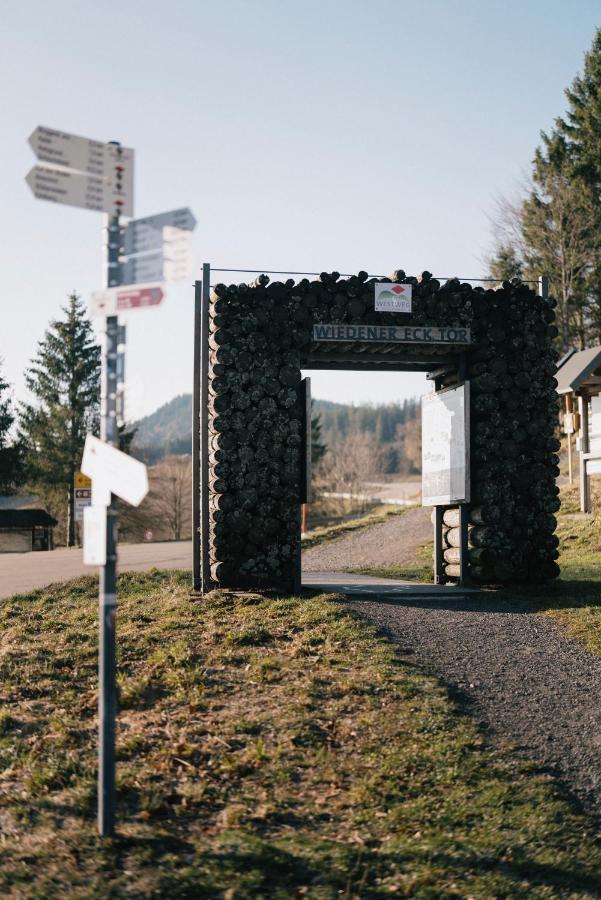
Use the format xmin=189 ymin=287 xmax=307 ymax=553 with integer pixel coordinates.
xmin=27 ymin=126 xmax=134 ymax=216
xmin=29 ymin=126 xmax=107 ymax=173
xmin=120 ymin=229 xmax=193 ymax=285
xmin=81 ymin=435 xmax=148 ymax=508
xmin=26 ymin=163 xmax=133 ymax=217
xmin=122 ymin=207 xmax=196 ymax=256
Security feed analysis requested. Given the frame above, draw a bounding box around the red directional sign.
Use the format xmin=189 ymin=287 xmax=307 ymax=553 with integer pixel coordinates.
xmin=90 ymin=282 xmax=164 ymax=317
xmin=116 ymin=285 xmax=163 ymax=310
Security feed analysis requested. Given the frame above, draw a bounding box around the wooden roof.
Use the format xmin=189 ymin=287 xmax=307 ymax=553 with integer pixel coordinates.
xmin=556 ymin=345 xmax=601 ymax=395
xmin=0 ymin=509 xmax=57 ymax=528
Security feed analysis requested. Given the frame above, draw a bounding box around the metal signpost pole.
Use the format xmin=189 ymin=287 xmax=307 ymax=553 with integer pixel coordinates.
xmin=200 ymin=263 xmax=211 ymax=592
xmin=192 ymin=281 xmax=202 ymax=591
xmin=98 ymin=208 xmax=121 ymax=837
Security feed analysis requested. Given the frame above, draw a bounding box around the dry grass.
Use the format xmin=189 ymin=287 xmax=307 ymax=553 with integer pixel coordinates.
xmin=1 ymin=572 xmax=601 ymax=897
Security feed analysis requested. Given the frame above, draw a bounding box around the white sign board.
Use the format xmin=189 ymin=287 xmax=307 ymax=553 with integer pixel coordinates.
xmin=375 ymin=283 xmax=412 ymax=313
xmin=121 ymin=252 xmax=164 ymax=285
xmin=81 ymin=435 xmax=149 ymax=507
xmin=26 ymin=162 xmax=133 ymax=217
xmin=75 ymin=487 xmax=92 ymax=522
xmin=121 ymin=226 xmax=194 ymax=285
xmin=83 ymin=505 xmax=107 ymax=565
xmin=421 ymin=383 xmax=470 ymax=506
xmin=590 ymin=396 xmax=601 ymax=437
xmin=27 ymin=126 xmax=134 ymax=216
xmin=122 ymin=207 xmax=196 ymax=256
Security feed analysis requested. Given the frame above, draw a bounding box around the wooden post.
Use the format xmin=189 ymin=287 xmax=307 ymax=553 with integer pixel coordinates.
xmin=434 ymin=506 xmax=445 ymax=584
xmin=566 ymin=393 xmax=573 ymax=486
xmin=578 ymin=391 xmax=590 ymax=513
xmin=459 ymin=503 xmax=469 ymax=585
xmin=200 ymin=264 xmax=211 ymax=591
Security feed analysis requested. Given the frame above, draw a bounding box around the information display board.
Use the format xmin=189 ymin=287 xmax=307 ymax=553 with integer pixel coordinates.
xmin=422 ymin=383 xmax=470 ymax=506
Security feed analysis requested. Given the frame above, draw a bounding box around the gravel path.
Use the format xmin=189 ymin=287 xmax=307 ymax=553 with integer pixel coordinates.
xmin=302 ymin=507 xmax=431 ymax=572
xmin=346 ymin=590 xmax=601 ymax=822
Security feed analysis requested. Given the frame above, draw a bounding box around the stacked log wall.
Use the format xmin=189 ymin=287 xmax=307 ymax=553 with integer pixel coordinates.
xmin=205 ymin=271 xmax=559 ymax=589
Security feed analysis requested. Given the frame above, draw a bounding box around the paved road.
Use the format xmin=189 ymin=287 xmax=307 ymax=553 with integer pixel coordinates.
xmin=1 ymin=543 xmax=449 ymax=601
xmin=0 ymin=541 xmax=193 ymax=599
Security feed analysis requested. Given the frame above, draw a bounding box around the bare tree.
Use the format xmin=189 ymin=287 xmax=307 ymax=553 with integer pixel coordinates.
xmin=487 ymin=173 xmax=596 ymax=351
xmin=119 ymin=455 xmax=192 ymax=542
xmin=396 ymin=416 xmax=421 ymax=475
xmin=146 ymin=455 xmax=192 ymax=541
xmin=321 ymin=432 xmax=381 ymax=512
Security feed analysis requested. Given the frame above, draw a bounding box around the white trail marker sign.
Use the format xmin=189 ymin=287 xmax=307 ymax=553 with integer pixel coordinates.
xmin=120 ymin=207 xmax=197 ymax=286
xmin=27 ymin=126 xmax=134 ymax=216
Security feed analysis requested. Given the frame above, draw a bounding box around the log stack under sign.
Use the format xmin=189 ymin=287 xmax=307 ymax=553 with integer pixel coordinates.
xmin=206 ymin=271 xmax=560 ymax=590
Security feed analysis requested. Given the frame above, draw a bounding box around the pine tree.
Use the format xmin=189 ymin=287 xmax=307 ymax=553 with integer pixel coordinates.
xmin=20 ymin=293 xmax=100 ymax=545
xmin=522 ymin=150 xmax=595 ymax=351
xmin=0 ymin=363 xmax=24 ymax=494
xmin=556 ymin=27 xmax=601 ymax=196
xmin=554 ymin=28 xmax=601 ymax=342
xmin=488 ymin=244 xmax=524 ymax=283
xmin=487 ymin=29 xmax=601 ymax=349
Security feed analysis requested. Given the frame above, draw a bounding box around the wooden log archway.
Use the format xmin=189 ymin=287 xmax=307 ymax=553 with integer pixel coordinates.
xmin=193 ymin=266 xmax=560 ymax=592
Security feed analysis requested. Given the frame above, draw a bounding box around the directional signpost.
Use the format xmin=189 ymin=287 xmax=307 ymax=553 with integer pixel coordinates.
xmin=26 ymin=126 xmax=196 ymax=837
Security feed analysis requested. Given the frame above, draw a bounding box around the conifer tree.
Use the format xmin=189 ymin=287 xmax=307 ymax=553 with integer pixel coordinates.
xmin=20 ymin=293 xmax=100 ymax=545
xmin=556 ymin=27 xmax=601 ymax=195
xmin=0 ymin=363 xmax=24 ymax=495
xmin=488 ymin=244 xmax=524 ymax=283
xmin=488 ymin=28 xmax=601 ymax=349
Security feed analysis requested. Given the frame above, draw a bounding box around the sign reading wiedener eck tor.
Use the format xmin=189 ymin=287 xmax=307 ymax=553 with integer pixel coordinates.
xmin=313 ymin=324 xmax=471 ymax=345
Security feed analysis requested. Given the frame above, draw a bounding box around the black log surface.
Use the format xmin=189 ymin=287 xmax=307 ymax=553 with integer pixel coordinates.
xmin=204 ymin=272 xmax=559 ymax=589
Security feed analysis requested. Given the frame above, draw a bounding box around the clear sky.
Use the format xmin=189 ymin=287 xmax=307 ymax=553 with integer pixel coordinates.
xmin=1 ymin=1 xmax=599 ymax=419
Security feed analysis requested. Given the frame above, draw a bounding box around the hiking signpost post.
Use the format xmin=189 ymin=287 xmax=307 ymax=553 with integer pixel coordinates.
xmin=26 ymin=124 xmax=198 ymax=836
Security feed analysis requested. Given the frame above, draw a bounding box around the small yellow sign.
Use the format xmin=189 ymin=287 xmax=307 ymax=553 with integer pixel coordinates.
xmin=74 ymin=471 xmax=92 ymax=489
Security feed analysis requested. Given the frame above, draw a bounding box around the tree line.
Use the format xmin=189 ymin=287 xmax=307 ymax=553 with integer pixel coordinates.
xmin=314 ymin=398 xmax=421 ymax=475
xmin=488 ymin=28 xmax=601 ymax=353
xmin=0 ymin=294 xmax=102 ymax=544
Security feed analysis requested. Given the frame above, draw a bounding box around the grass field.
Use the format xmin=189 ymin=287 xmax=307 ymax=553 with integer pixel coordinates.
xmin=2 ymin=572 xmax=601 ymax=897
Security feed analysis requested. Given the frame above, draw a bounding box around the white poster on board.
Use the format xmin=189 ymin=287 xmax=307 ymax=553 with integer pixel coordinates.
xmin=421 ymin=383 xmax=470 ymax=506
xmin=590 ymin=396 xmax=601 ymax=437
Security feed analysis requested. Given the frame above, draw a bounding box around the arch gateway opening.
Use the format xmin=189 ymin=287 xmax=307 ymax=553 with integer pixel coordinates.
xmin=192 ymin=266 xmax=560 ymax=594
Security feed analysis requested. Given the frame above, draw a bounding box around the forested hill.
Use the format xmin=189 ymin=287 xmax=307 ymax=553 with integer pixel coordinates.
xmin=315 ymin=398 xmax=419 ymax=447
xmin=133 ymin=394 xmax=193 ymax=463
xmin=133 ymin=393 xmax=420 ymax=471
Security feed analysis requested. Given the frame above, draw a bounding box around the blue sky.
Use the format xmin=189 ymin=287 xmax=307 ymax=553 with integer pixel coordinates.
xmin=1 ymin=0 xmax=599 ymax=418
